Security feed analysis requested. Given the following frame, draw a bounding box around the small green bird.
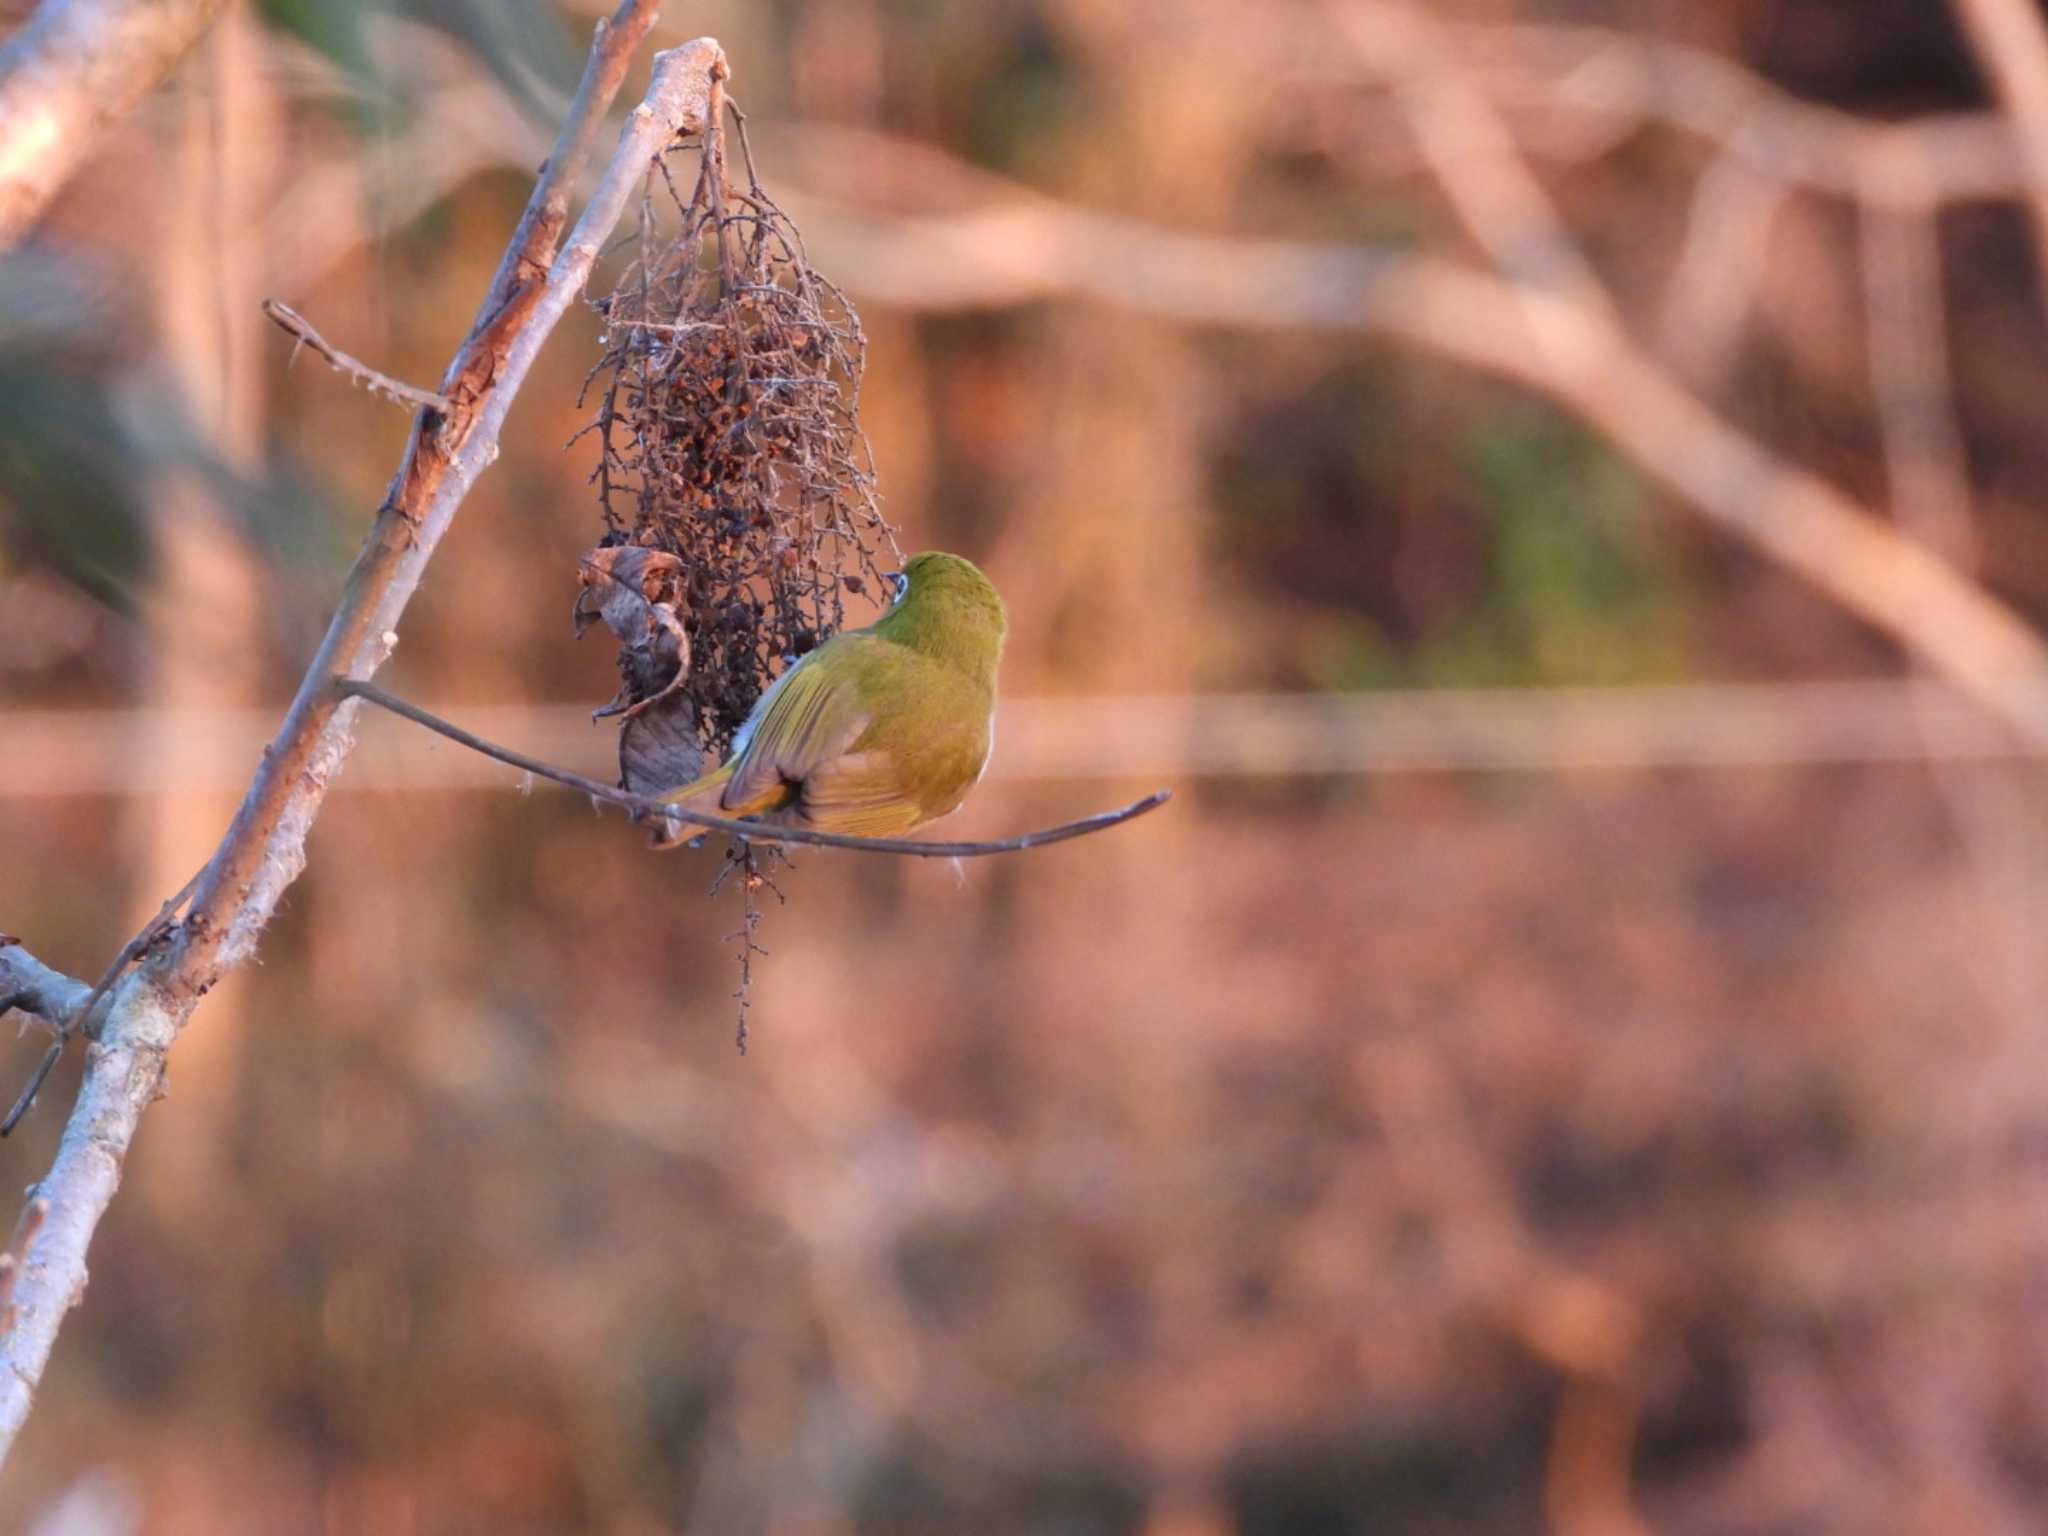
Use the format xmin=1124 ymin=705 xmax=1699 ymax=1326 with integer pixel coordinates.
xmin=656 ymin=551 xmax=1006 ymax=845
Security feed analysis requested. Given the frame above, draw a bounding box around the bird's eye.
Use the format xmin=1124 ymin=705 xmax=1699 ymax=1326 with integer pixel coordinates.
xmin=886 ymin=570 xmax=909 ymax=603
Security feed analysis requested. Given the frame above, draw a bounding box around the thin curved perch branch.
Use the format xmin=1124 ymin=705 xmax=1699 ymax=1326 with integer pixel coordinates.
xmin=0 ymin=0 xmax=228 ymax=246
xmin=0 ymin=5 xmax=722 ymax=1464
xmin=334 ymin=681 xmax=1170 ymax=856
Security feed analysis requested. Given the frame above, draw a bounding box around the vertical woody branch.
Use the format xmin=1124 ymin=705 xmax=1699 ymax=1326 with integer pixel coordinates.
xmin=0 ymin=4 xmax=728 ymax=1462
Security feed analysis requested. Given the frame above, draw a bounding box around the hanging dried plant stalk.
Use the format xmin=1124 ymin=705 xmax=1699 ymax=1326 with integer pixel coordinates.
xmin=574 ymin=92 xmax=898 ymax=795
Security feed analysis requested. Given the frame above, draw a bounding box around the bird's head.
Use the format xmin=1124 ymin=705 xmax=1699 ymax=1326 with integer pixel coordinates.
xmin=876 ymin=551 xmax=1007 ymax=676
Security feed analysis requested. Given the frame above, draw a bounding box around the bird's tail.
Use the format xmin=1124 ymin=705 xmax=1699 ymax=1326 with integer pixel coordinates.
xmin=650 ymin=760 xmax=737 ymax=850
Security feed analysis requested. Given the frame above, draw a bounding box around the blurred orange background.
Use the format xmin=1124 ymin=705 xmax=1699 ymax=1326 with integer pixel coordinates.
xmin=7 ymin=1 xmax=2048 ymax=1531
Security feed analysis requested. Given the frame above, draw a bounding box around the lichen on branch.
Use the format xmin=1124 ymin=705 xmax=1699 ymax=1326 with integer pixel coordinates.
xmin=576 ymin=94 xmax=898 ymax=788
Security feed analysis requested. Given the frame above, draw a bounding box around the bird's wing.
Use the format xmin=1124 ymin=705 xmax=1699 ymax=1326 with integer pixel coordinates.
xmin=718 ymin=639 xmax=874 ymax=815
xmin=799 ymin=751 xmax=930 ymax=837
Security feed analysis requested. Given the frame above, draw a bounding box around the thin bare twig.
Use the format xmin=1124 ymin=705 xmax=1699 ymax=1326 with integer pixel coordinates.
xmin=0 ymin=869 xmax=200 ymax=1138
xmin=0 ymin=1048 xmax=61 ymax=1140
xmin=0 ymin=943 xmax=90 ymax=1027
xmin=718 ymin=845 xmax=783 ymax=1055
xmin=0 ymin=940 xmax=88 ymax=1134
xmin=335 ymin=680 xmax=1170 ymax=857
xmin=0 ymin=3 xmax=719 ymax=1464
xmin=261 ymin=299 xmax=455 ymax=415
xmin=68 ymin=871 xmax=201 ymax=1039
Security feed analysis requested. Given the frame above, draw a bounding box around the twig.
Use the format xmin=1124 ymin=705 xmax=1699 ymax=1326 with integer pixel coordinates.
xmin=261 ymin=299 xmax=455 ymax=415
xmin=0 ymin=945 xmax=90 ymax=1027
xmin=0 ymin=1048 xmax=61 ymax=1140
xmin=68 ymin=870 xmax=201 ymax=1040
xmin=719 ymin=846 xmax=783 ymax=1055
xmin=0 ymin=0 xmax=228 ymax=247
xmin=0 ymin=870 xmax=199 ymax=1138
xmin=0 ymin=3 xmax=717 ymax=1465
xmin=334 ymin=680 xmax=1170 ymax=857
xmin=0 ymin=942 xmax=86 ymax=1135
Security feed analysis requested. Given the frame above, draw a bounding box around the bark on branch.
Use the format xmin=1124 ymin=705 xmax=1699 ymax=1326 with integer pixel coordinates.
xmin=0 ymin=4 xmax=725 ymax=1464
xmin=0 ymin=0 xmax=228 ymax=248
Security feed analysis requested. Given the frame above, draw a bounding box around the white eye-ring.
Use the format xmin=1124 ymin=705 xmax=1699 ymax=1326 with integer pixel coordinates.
xmin=886 ymin=570 xmax=909 ymax=604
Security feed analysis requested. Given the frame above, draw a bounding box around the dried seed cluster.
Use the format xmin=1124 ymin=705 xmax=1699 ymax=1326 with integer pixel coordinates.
xmin=579 ymin=103 xmax=897 ymax=765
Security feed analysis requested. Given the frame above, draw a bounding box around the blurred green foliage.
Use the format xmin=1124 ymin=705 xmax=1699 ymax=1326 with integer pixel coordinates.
xmin=0 ymin=255 xmax=152 ymax=608
xmin=257 ymin=0 xmax=579 ymax=130
xmin=958 ymin=14 xmax=1073 ymax=177
xmin=1429 ymin=409 xmax=1692 ymax=688
xmin=1214 ymin=364 xmax=1691 ymax=693
xmin=0 ymin=253 xmax=344 ymax=610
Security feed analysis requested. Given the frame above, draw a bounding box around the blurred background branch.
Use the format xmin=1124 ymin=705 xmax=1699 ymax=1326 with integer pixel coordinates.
xmin=1320 ymin=21 xmax=2038 ymax=204
xmin=1954 ymin=0 xmax=2048 ymax=280
xmin=0 ymin=0 xmax=226 ymax=246
xmin=0 ymin=683 xmax=2042 ymax=790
